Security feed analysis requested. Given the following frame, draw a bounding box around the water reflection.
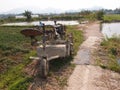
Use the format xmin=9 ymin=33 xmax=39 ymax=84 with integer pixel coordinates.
xmin=2 ymin=20 xmax=79 ymax=26
xmin=118 ymin=59 xmax=120 ymax=65
xmin=102 ymin=23 xmax=120 ymax=38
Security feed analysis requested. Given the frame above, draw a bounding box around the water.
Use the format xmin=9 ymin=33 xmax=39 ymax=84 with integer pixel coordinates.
xmin=118 ymin=59 xmax=120 ymax=65
xmin=102 ymin=23 xmax=120 ymax=38
xmin=2 ymin=20 xmax=79 ymax=26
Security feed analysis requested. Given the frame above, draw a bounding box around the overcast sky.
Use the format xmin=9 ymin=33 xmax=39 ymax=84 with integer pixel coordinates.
xmin=0 ymin=0 xmax=120 ymax=13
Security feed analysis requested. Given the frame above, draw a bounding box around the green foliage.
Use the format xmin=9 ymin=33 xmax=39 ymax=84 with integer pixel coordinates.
xmin=0 ymin=12 xmax=82 ymax=24
xmin=0 ymin=26 xmax=30 ymax=44
xmin=50 ymin=15 xmax=82 ymax=20
xmin=0 ymin=19 xmax=5 ymax=24
xmin=110 ymin=48 xmax=117 ymax=56
xmin=79 ymin=10 xmax=104 ymax=21
xmin=0 ymin=51 xmax=36 ymax=90
xmin=66 ymin=25 xmax=84 ymax=54
xmin=80 ymin=10 xmax=91 ymax=16
xmin=100 ymin=37 xmax=120 ymax=72
xmin=0 ymin=26 xmax=37 ymax=90
xmin=108 ymin=55 xmax=120 ymax=72
xmin=0 ymin=64 xmax=24 ymax=89
xmin=103 ymin=14 xmax=120 ymax=22
xmin=55 ymin=76 xmax=67 ymax=88
xmin=0 ymin=26 xmax=30 ymax=73
xmin=23 ymin=10 xmax=32 ymax=22
xmin=95 ymin=10 xmax=104 ymax=20
xmin=83 ymin=13 xmax=96 ymax=21
xmin=8 ymin=77 xmax=32 ymax=90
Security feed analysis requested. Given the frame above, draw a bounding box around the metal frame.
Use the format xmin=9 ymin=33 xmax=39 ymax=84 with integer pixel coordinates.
xmin=21 ymin=22 xmax=73 ymax=77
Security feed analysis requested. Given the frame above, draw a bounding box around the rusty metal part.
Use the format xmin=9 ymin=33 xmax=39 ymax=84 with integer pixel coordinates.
xmin=21 ymin=28 xmax=42 ymax=37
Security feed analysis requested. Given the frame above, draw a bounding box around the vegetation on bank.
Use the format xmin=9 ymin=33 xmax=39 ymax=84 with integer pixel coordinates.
xmin=0 ymin=15 xmax=83 ymax=24
xmin=0 ymin=10 xmax=105 ymax=24
xmin=23 ymin=10 xmax=32 ymax=22
xmin=96 ymin=37 xmax=120 ymax=73
xmin=98 ymin=14 xmax=120 ymax=72
xmin=103 ymin=14 xmax=120 ymax=22
xmin=66 ymin=26 xmax=83 ymax=54
xmin=0 ymin=25 xmax=83 ymax=90
xmin=1 ymin=10 xmax=120 ymax=25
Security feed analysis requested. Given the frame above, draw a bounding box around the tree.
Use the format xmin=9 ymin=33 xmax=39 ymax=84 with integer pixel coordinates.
xmin=96 ymin=10 xmax=104 ymax=20
xmin=23 ymin=10 xmax=32 ymax=22
xmin=115 ymin=8 xmax=120 ymax=14
xmin=80 ymin=10 xmax=91 ymax=16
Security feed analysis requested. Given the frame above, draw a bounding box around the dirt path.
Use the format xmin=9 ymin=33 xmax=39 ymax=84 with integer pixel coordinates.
xmin=66 ymin=22 xmax=120 ymax=90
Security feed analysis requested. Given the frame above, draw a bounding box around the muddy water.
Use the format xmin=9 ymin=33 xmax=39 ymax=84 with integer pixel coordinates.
xmin=102 ymin=23 xmax=120 ymax=38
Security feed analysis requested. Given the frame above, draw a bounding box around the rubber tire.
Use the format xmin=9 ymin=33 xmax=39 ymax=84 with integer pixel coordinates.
xmin=70 ymin=43 xmax=73 ymax=56
xmin=40 ymin=59 xmax=49 ymax=78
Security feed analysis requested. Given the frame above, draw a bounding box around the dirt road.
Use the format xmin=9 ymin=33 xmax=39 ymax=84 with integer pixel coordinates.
xmin=66 ymin=22 xmax=120 ymax=90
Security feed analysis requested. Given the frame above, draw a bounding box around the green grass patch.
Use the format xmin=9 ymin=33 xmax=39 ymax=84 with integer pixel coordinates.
xmin=99 ymin=37 xmax=120 ymax=72
xmin=66 ymin=25 xmax=84 ymax=54
xmin=8 ymin=77 xmax=32 ymax=90
xmin=0 ymin=26 xmax=33 ymax=74
xmin=0 ymin=51 xmax=36 ymax=90
xmin=0 ymin=26 xmax=37 ymax=90
xmin=103 ymin=14 xmax=120 ymax=22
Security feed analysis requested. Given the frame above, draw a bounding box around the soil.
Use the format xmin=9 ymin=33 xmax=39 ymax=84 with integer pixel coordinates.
xmin=26 ymin=59 xmax=74 ymax=90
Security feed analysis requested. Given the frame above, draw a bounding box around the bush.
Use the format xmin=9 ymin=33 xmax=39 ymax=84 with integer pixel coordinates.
xmin=103 ymin=14 xmax=120 ymax=22
xmin=95 ymin=10 xmax=104 ymax=20
xmin=99 ymin=37 xmax=120 ymax=72
xmin=110 ymin=48 xmax=117 ymax=56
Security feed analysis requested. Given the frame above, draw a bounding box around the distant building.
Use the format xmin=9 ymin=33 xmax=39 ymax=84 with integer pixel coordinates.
xmin=15 ymin=15 xmax=26 ymax=19
xmin=15 ymin=14 xmax=39 ymax=19
xmin=31 ymin=15 xmax=39 ymax=18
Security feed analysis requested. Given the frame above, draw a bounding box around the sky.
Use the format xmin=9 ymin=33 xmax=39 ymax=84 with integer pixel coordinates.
xmin=0 ymin=0 xmax=120 ymax=13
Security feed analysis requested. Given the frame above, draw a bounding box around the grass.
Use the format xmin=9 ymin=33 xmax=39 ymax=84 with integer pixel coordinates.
xmin=97 ymin=37 xmax=120 ymax=73
xmin=103 ymin=14 xmax=120 ymax=22
xmin=0 ymin=26 xmax=31 ymax=51
xmin=66 ymin=25 xmax=84 ymax=54
xmin=0 ymin=26 xmax=32 ymax=74
xmin=0 ymin=26 xmax=37 ymax=90
xmin=0 ymin=25 xmax=83 ymax=90
xmin=0 ymin=51 xmax=36 ymax=90
xmin=8 ymin=77 xmax=32 ymax=90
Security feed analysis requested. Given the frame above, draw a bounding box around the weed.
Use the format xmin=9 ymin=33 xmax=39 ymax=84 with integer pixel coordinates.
xmin=103 ymin=14 xmax=120 ymax=22
xmin=8 ymin=77 xmax=33 ymax=90
xmin=56 ymin=76 xmax=68 ymax=88
xmin=98 ymin=37 xmax=120 ymax=73
xmin=0 ymin=51 xmax=36 ymax=90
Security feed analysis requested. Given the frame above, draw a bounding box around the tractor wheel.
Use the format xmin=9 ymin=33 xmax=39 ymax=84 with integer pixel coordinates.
xmin=40 ymin=58 xmax=49 ymax=78
xmin=70 ymin=43 xmax=73 ymax=55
